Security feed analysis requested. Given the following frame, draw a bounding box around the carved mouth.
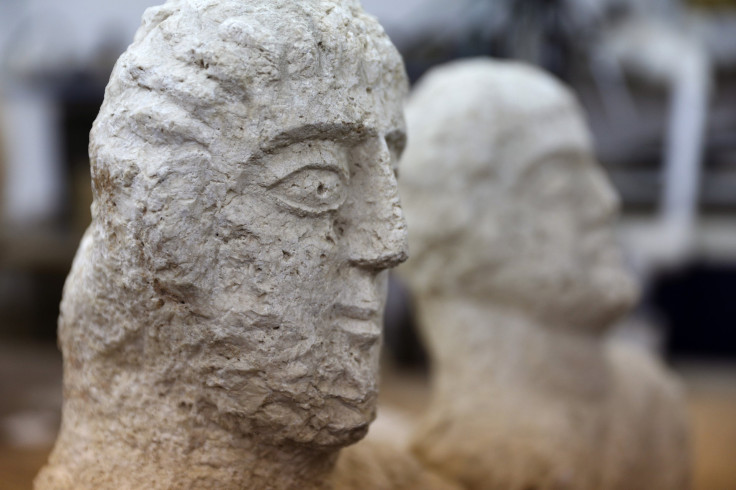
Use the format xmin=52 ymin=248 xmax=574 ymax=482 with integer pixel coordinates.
xmin=582 ymin=229 xmax=624 ymax=265
xmin=332 ymin=303 xmax=382 ymax=343
xmin=333 ymin=303 xmax=379 ymax=321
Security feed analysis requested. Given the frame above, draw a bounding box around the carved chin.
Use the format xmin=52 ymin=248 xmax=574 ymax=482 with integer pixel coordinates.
xmin=589 ymin=267 xmax=641 ymax=325
xmin=251 ymin=400 xmax=375 ymax=448
xmin=275 ymin=394 xmax=377 ymax=448
xmin=199 ymin=380 xmax=377 ymax=448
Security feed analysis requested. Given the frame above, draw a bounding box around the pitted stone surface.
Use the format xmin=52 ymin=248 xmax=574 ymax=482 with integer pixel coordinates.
xmin=399 ymin=58 xmax=691 ymax=490
xmin=35 ymin=1 xmax=409 ymax=488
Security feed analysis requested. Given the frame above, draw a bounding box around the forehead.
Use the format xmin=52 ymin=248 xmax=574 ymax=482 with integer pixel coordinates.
xmin=208 ymin=2 xmax=407 ymax=130
xmin=218 ymin=72 xmax=406 ymax=155
xmin=209 ymin=75 xmax=406 ymax=175
xmin=508 ymin=108 xmax=593 ymax=173
xmin=116 ymin=0 xmax=408 ymax=162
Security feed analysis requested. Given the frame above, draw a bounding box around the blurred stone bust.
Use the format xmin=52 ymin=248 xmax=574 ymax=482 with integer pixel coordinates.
xmin=400 ymin=59 xmax=639 ymax=331
xmin=399 ymin=58 xmax=690 ymax=490
xmin=35 ymin=1 xmax=409 ymax=488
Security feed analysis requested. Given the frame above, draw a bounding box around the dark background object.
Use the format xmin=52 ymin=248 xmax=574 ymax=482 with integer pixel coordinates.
xmin=652 ymin=261 xmax=736 ymax=359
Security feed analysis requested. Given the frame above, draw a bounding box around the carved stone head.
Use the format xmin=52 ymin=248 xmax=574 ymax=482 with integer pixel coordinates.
xmin=399 ymin=59 xmax=638 ymax=331
xmin=60 ymin=0 xmax=408 ymax=449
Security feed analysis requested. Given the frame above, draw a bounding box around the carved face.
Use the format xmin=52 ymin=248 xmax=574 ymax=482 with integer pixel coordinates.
xmin=401 ymin=62 xmax=638 ymax=331
xmin=505 ymin=115 xmax=639 ymax=330
xmin=142 ymin=83 xmax=408 ymax=447
xmin=459 ymin=110 xmax=640 ymax=330
xmin=79 ymin=0 xmax=409 ymax=449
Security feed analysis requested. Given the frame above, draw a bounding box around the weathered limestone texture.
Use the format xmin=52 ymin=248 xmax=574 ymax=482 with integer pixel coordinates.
xmin=399 ymin=58 xmax=691 ymax=490
xmin=35 ymin=1 xmax=411 ymax=488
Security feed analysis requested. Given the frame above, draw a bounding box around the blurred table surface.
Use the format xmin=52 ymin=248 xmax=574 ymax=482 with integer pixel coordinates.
xmin=1 ymin=343 xmax=735 ymax=490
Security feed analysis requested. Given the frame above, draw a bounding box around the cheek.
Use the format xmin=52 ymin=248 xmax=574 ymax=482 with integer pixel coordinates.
xmin=219 ymin=211 xmax=341 ymax=307
xmin=218 ymin=190 xmax=339 ymax=263
xmin=517 ymin=204 xmax=578 ymax=264
xmin=269 ymin=212 xmax=340 ymax=274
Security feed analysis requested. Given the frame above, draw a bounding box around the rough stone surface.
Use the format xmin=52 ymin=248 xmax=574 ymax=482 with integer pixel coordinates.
xmin=399 ymin=58 xmax=691 ymax=490
xmin=35 ymin=1 xmax=410 ymax=488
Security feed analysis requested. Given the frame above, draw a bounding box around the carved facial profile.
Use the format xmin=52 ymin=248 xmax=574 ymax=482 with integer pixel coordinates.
xmin=400 ymin=59 xmax=638 ymax=330
xmin=186 ymin=118 xmax=408 ymax=447
xmin=59 ymin=0 xmax=408 ymax=449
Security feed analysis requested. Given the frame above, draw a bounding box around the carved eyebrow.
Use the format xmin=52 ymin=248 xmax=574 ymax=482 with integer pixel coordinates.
xmin=261 ymin=122 xmax=375 ymax=152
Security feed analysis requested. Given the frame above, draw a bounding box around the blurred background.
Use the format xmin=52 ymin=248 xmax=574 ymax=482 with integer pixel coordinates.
xmin=1 ymin=0 xmax=735 ymax=488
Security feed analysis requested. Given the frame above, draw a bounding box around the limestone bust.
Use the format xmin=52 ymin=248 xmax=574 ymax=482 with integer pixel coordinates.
xmin=399 ymin=58 xmax=690 ymax=490
xmin=36 ymin=1 xmax=409 ymax=488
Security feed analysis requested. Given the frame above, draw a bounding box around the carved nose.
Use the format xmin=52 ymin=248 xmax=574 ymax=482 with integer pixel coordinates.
xmin=346 ymin=140 xmax=409 ymax=271
xmin=586 ymin=166 xmax=621 ymax=224
xmin=347 ymin=210 xmax=408 ymax=270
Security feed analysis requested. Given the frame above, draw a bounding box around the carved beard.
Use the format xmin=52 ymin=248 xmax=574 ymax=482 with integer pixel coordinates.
xmin=181 ymin=306 xmax=382 ymax=448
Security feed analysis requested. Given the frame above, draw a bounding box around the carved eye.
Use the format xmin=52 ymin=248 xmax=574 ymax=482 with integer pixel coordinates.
xmin=269 ymin=166 xmax=346 ymax=216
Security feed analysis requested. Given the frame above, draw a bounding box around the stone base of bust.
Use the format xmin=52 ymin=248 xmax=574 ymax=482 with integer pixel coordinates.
xmin=35 ymin=394 xmax=338 ymax=490
xmin=38 ymin=447 xmax=335 ymax=489
xmin=37 ymin=443 xmax=336 ymax=489
xmin=409 ymin=297 xmax=691 ymax=490
xmin=37 ymin=439 xmax=335 ymax=490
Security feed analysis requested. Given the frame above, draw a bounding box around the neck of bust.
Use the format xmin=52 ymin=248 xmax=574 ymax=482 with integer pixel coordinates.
xmin=416 ymin=295 xmax=607 ymax=406
xmin=39 ymin=364 xmax=338 ymax=490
